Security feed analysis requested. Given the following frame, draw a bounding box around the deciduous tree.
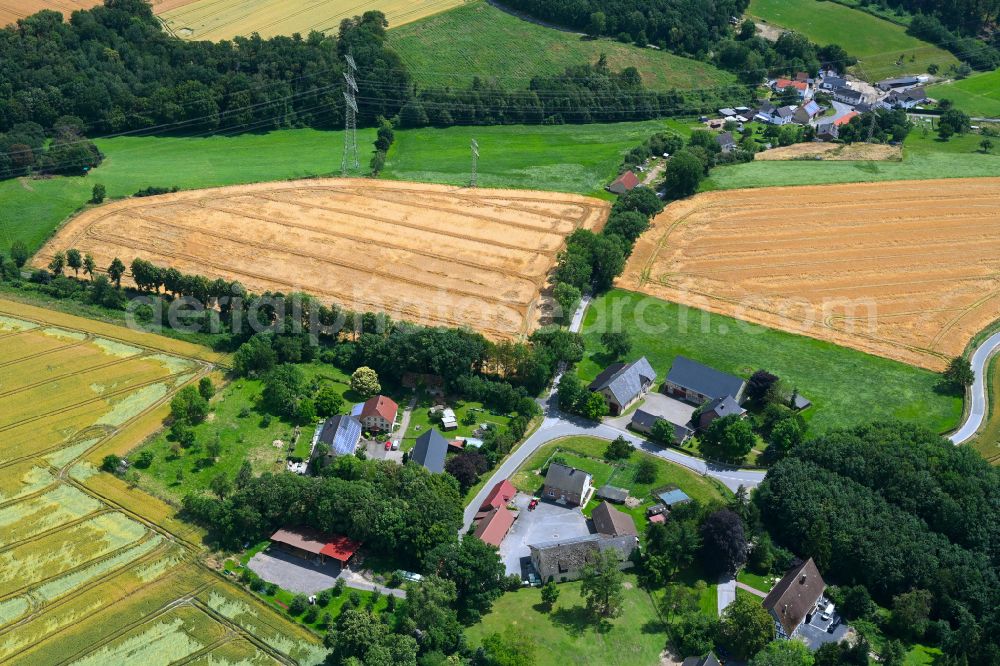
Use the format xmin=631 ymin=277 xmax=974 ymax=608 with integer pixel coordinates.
xmin=580 ymin=549 xmax=625 ymax=618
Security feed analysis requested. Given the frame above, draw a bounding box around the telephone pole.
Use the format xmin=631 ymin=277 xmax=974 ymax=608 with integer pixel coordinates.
xmin=470 ymin=139 xmax=479 ymax=188
xmin=342 ymin=54 xmax=359 ymax=175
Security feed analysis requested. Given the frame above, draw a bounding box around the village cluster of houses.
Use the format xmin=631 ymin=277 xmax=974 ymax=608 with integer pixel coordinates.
xmin=735 ymin=70 xmax=930 ymax=141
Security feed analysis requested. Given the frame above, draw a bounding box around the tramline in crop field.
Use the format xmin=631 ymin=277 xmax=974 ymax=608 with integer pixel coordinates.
xmin=0 ymin=299 xmax=323 ymax=665
xmin=622 ymin=178 xmax=1000 ymax=371
xmin=35 ymin=178 xmax=608 ymax=339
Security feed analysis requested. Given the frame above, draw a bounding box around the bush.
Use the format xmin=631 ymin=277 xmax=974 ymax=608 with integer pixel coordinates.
xmin=91 ymin=183 xmax=106 ymax=204
xmin=288 ymin=594 xmax=309 ymax=616
xmin=334 ymin=578 xmax=346 ymax=595
xmin=101 ymin=454 xmax=122 ymax=473
xmin=317 ymin=589 xmax=332 ymax=607
xmin=133 ymin=450 xmax=154 ymax=469
xmin=303 ymin=606 xmax=318 ymax=623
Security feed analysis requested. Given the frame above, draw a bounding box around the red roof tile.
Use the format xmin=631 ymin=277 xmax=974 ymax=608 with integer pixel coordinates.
xmin=474 ymin=506 xmax=515 ymax=547
xmin=481 ymin=480 xmax=516 ymax=511
xmin=611 ymin=171 xmax=640 ymax=191
xmin=361 ymin=395 xmax=398 ymax=423
xmin=270 ymin=527 xmax=361 ymax=562
xmin=834 ymin=111 xmax=859 ymax=126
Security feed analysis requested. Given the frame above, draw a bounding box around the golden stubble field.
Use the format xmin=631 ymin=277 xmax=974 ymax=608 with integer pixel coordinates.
xmin=0 ymin=299 xmax=324 ymax=665
xmin=35 ymin=178 xmax=608 ymax=338
xmin=0 ymin=0 xmax=188 ymax=29
xmin=159 ymin=0 xmax=464 ymax=39
xmin=621 ymin=178 xmax=1000 ymax=371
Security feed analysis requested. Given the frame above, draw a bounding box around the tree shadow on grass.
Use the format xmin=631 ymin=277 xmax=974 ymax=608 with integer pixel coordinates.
xmin=932 ymin=379 xmax=963 ymax=397
xmin=550 ymin=605 xmax=613 ymax=636
xmin=641 ymin=618 xmax=667 ymax=634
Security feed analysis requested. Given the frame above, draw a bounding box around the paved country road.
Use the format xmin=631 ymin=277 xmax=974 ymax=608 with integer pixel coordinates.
xmin=462 ymin=394 xmax=766 ymax=531
xmin=949 ymin=330 xmax=1000 ymax=444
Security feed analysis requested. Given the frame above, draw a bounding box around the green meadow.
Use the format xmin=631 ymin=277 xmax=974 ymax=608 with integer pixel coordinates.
xmin=389 ymin=0 xmax=735 ymax=91
xmin=928 ymin=69 xmax=1000 ymax=118
xmin=749 ymin=0 xmax=958 ymax=80
xmin=577 ymin=290 xmax=962 ymax=435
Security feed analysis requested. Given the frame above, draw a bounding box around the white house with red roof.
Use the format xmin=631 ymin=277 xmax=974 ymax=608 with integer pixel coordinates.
xmin=351 ymin=395 xmax=398 ymax=432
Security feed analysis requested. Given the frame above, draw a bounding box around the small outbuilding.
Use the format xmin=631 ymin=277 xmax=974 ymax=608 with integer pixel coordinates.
xmin=269 ymin=527 xmax=361 ymax=566
xmin=595 ymin=484 xmax=629 ymax=503
xmin=474 ymin=505 xmax=516 ymax=547
xmin=592 ymin=501 xmax=638 ymax=538
xmin=607 ymin=170 xmax=640 ymax=195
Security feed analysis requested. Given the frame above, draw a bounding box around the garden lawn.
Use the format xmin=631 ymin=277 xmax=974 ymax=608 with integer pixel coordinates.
xmin=736 ymin=570 xmax=775 ymax=595
xmin=578 ymin=291 xmax=961 ymax=435
xmin=400 ymin=391 xmax=511 ymax=451
xmin=0 ymin=129 xmax=375 ymax=255
xmin=510 ymin=436 xmax=727 ymax=514
xmin=389 ymin=1 xmax=735 ymax=91
xmin=703 ymin=129 xmax=1000 ymax=190
xmin=134 ymin=362 xmax=354 ymax=501
xmin=381 ymin=120 xmax=695 ymax=198
xmin=465 ymin=574 xmax=665 ymax=666
xmin=928 ymin=69 xmax=1000 ymax=118
xmin=749 ymin=0 xmax=957 ymax=81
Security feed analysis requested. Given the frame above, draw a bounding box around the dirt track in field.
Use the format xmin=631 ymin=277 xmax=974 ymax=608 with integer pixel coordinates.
xmin=621 ymin=178 xmax=1000 ymax=370
xmin=36 ymin=179 xmax=607 ymax=338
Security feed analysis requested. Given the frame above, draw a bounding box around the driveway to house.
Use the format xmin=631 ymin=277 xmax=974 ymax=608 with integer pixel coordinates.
xmin=497 ymin=493 xmax=591 ymax=576
xmin=717 ymin=575 xmax=736 ymax=615
xmin=949 ymin=330 xmax=1000 ymax=444
xmin=824 ymin=100 xmax=856 ymax=125
xmin=247 ymin=548 xmax=406 ymax=598
xmin=462 ymin=395 xmax=766 ymax=531
xmin=606 ymin=392 xmax=695 ymax=430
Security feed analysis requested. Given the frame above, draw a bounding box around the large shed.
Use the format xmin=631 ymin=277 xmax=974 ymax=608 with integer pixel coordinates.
xmin=270 ymin=527 xmax=361 ymax=565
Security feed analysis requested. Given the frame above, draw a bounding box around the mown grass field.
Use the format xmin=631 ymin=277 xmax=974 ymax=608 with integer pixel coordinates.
xmin=465 ymin=574 xmax=666 ymax=666
xmin=705 ymin=128 xmax=1000 ymax=190
xmin=577 ymin=290 xmax=962 ymax=435
xmin=928 ymin=69 xmax=1000 ymax=118
xmin=382 ymin=120 xmax=693 ymax=197
xmin=0 ymin=299 xmax=323 ymax=664
xmin=0 ymin=129 xmax=375 ymax=255
xmin=749 ymin=0 xmax=958 ymax=80
xmin=388 ymin=1 xmax=735 ymax=91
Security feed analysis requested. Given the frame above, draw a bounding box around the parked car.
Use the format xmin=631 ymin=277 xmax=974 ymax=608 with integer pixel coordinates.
xmin=384 ymin=441 xmax=392 ymax=450
xmin=391 ymin=440 xmax=399 ymax=450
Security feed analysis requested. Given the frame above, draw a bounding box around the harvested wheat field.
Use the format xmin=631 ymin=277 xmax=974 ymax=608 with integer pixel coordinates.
xmin=0 ymin=0 xmax=100 ymax=27
xmin=0 ymin=300 xmax=323 ymax=665
xmin=160 ymin=0 xmax=463 ymax=40
xmin=755 ymin=142 xmax=902 ymax=161
xmin=622 ymin=178 xmax=1000 ymax=371
xmin=36 ymin=179 xmax=608 ymax=338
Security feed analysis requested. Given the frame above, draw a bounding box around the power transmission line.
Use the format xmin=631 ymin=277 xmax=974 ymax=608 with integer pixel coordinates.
xmin=342 ymin=53 xmax=360 ymax=175
xmin=470 ymin=138 xmax=478 ymax=188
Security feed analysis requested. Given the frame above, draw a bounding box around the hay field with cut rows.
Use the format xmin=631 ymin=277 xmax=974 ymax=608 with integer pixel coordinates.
xmin=621 ymin=178 xmax=1000 ymax=371
xmin=35 ymin=178 xmax=608 ymax=338
xmin=0 ymin=299 xmax=323 ymax=665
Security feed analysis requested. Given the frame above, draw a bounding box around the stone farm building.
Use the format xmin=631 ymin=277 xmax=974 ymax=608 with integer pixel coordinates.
xmin=588 ymin=356 xmax=656 ymax=415
xmin=663 ymin=356 xmax=746 ymax=405
xmin=411 ymin=428 xmax=450 ymax=473
xmin=351 ymin=395 xmax=398 ymax=432
xmin=763 ymin=558 xmax=827 ymax=639
xmin=530 ymin=534 xmax=638 ymax=582
xmin=542 ymin=462 xmax=592 ymax=506
xmin=269 ymin=527 xmax=361 ymax=567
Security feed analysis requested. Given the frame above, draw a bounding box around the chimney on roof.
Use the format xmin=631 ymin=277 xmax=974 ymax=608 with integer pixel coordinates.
xmin=800 ymin=574 xmax=807 ymax=584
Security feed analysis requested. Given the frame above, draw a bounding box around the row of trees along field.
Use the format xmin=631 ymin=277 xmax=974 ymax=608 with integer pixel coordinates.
xmin=1 ymin=0 xmax=848 ymax=181
xmin=500 ymin=0 xmax=856 ymax=83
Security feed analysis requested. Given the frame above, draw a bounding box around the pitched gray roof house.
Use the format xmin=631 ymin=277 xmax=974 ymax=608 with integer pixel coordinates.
xmin=682 ymin=654 xmax=721 ymax=666
xmin=529 ymin=533 xmax=638 ymax=581
xmin=763 ymin=558 xmax=827 ymax=638
xmin=588 ymin=357 xmax=656 ymax=413
xmin=777 ymin=105 xmax=796 ymax=119
xmin=631 ymin=409 xmax=693 ymax=444
xmin=664 ymin=356 xmax=746 ymax=403
xmin=411 ymin=428 xmax=449 ymax=474
xmin=816 ymin=121 xmax=839 ymax=141
xmin=592 ymin=501 xmax=638 ymax=537
xmin=702 ymin=395 xmax=746 ymax=420
xmin=316 ymin=415 xmax=363 ymax=457
xmin=543 ymin=463 xmax=592 ymax=498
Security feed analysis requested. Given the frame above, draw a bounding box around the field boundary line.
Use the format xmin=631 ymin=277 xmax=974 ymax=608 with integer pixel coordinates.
xmin=0 ymin=507 xmax=115 ymax=557
xmin=0 ymin=336 xmax=94 ymax=369
xmin=0 ymin=352 xmax=153 ymax=399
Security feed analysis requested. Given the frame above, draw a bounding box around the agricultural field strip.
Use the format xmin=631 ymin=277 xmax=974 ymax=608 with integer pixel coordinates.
xmin=50 ymin=599 xmax=236 ymax=666
xmin=34 ymin=179 xmax=607 ymax=338
xmin=189 ymin=596 xmax=297 ymax=666
xmin=0 ymin=336 xmax=95 ymax=369
xmin=0 ymin=352 xmax=154 ymax=399
xmin=626 ymin=178 xmax=1000 ymax=370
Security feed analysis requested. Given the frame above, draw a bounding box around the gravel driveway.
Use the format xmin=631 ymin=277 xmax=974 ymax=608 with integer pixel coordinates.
xmin=497 ymin=493 xmax=591 ymax=576
xmin=248 ymin=549 xmax=341 ymax=595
